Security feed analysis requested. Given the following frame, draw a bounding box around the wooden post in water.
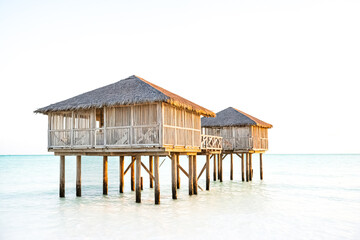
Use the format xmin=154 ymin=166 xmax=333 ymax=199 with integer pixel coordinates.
xmin=76 ymin=155 xmax=81 ymax=197
xmin=260 ymin=153 xmax=263 ymax=180
xmin=246 ymin=153 xmax=249 ymax=182
xmin=135 ymin=155 xmax=141 ymax=203
xmin=141 ymin=177 xmax=143 ymax=190
xmin=131 ymin=156 xmax=135 ymax=191
xmin=213 ymin=154 xmax=217 ymax=181
xmin=241 ymin=153 xmax=245 ymax=182
xmin=217 ymin=154 xmax=220 ymax=180
xmin=206 ymin=154 xmax=210 ymax=190
xmin=188 ymin=155 xmax=193 ymax=195
xmin=250 ymin=153 xmax=253 ymax=181
xmin=230 ymin=153 xmax=233 ymax=180
xmin=154 ymin=156 xmax=160 ymax=204
xmin=171 ymin=153 xmax=177 ymax=199
xmin=177 ymin=154 xmax=180 ymax=189
xmin=119 ymin=156 xmax=124 ymax=193
xmin=103 ymin=156 xmax=108 ymax=195
xmin=59 ymin=155 xmax=65 ymax=198
xmin=219 ymin=154 xmax=223 ymax=182
xmin=193 ymin=155 xmax=198 ymax=195
xmin=149 ymin=156 xmax=153 ymax=188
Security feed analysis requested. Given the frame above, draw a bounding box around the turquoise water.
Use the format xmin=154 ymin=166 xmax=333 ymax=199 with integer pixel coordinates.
xmin=0 ymin=154 xmax=360 ymax=239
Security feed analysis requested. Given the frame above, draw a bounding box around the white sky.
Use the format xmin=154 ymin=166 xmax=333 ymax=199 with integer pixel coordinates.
xmin=1 ymin=0 xmax=359 ymax=154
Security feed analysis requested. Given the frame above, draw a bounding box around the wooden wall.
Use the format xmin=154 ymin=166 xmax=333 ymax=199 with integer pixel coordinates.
xmin=48 ymin=102 xmax=202 ymax=150
xmin=202 ymin=126 xmax=268 ymax=151
xmin=163 ymin=103 xmax=201 ymax=148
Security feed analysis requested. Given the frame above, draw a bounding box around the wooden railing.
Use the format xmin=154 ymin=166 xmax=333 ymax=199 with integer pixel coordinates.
xmin=201 ymin=135 xmax=223 ymax=151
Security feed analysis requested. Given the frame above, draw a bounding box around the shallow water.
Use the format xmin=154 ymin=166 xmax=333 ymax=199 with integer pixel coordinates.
xmin=0 ymin=154 xmax=360 ymax=240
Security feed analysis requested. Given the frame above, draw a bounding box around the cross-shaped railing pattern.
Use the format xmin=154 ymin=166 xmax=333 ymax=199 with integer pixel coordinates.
xmin=201 ymin=135 xmax=223 ymax=150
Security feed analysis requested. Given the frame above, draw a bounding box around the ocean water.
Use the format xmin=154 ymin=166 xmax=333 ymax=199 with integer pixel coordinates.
xmin=0 ymin=154 xmax=359 ymax=240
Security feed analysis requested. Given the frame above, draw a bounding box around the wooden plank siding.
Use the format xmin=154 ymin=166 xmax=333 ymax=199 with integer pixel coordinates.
xmin=48 ymin=102 xmax=202 ymax=152
xmin=202 ymin=125 xmax=268 ymax=151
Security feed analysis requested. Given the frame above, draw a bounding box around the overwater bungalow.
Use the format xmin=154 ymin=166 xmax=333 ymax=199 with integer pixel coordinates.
xmin=35 ymin=75 xmax=222 ymax=204
xmin=201 ymin=107 xmax=272 ymax=182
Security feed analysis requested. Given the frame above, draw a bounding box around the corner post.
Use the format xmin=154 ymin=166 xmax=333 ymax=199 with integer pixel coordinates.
xmin=250 ymin=153 xmax=253 ymax=181
xmin=217 ymin=154 xmax=220 ymax=180
xmin=103 ymin=156 xmax=108 ymax=195
xmin=171 ymin=153 xmax=177 ymax=199
xmin=149 ymin=156 xmax=154 ymax=188
xmin=59 ymin=155 xmax=65 ymax=198
xmin=219 ymin=154 xmax=223 ymax=182
xmin=260 ymin=153 xmax=263 ymax=180
xmin=246 ymin=153 xmax=249 ymax=182
xmin=135 ymin=155 xmax=141 ymax=203
xmin=241 ymin=153 xmax=245 ymax=182
xmin=206 ymin=154 xmax=210 ymax=190
xmin=193 ymin=155 xmax=198 ymax=195
xmin=119 ymin=156 xmax=124 ymax=193
xmin=230 ymin=153 xmax=233 ymax=180
xmin=188 ymin=155 xmax=193 ymax=195
xmin=154 ymin=156 xmax=160 ymax=204
xmin=177 ymin=154 xmax=180 ymax=189
xmin=76 ymin=155 xmax=81 ymax=197
xmin=213 ymin=154 xmax=217 ymax=181
xmin=131 ymin=156 xmax=135 ymax=191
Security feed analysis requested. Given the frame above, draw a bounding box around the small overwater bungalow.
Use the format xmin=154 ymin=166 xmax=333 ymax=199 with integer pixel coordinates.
xmin=35 ymin=75 xmax=222 ymax=204
xmin=201 ymin=107 xmax=272 ymax=182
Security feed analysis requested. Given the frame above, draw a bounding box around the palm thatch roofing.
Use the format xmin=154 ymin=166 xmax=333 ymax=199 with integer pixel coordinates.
xmin=35 ymin=75 xmax=215 ymax=117
xmin=201 ymin=107 xmax=272 ymax=128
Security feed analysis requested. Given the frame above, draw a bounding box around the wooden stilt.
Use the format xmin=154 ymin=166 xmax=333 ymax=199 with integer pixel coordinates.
xmin=230 ymin=153 xmax=233 ymax=180
xmin=149 ymin=156 xmax=153 ymax=188
xmin=119 ymin=156 xmax=124 ymax=193
xmin=219 ymin=154 xmax=223 ymax=182
xmin=188 ymin=155 xmax=193 ymax=195
xmin=177 ymin=154 xmax=180 ymax=189
xmin=76 ymin=155 xmax=81 ymax=197
xmin=131 ymin=156 xmax=135 ymax=191
xmin=103 ymin=156 xmax=108 ymax=195
xmin=135 ymin=155 xmax=141 ymax=203
xmin=250 ymin=153 xmax=253 ymax=181
xmin=154 ymin=156 xmax=160 ymax=204
xmin=260 ymin=153 xmax=263 ymax=180
xmin=217 ymin=154 xmax=220 ymax=180
xmin=246 ymin=153 xmax=249 ymax=182
xmin=171 ymin=153 xmax=177 ymax=199
xmin=59 ymin=155 xmax=65 ymax=198
xmin=241 ymin=153 xmax=245 ymax=182
xmin=141 ymin=177 xmax=143 ymax=190
xmin=206 ymin=154 xmax=210 ymax=190
xmin=213 ymin=154 xmax=217 ymax=181
xmin=193 ymin=155 xmax=198 ymax=195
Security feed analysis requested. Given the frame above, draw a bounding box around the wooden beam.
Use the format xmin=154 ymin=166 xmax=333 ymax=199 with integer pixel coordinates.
xmin=188 ymin=155 xmax=193 ymax=195
xmin=178 ymin=165 xmax=189 ymax=178
xmin=177 ymin=154 xmax=180 ymax=189
xmin=59 ymin=155 xmax=65 ymax=198
xmin=206 ymin=154 xmax=210 ymax=191
xmin=193 ymin=155 xmax=198 ymax=195
xmin=149 ymin=156 xmax=153 ymax=188
xmin=131 ymin=156 xmax=135 ymax=191
xmin=124 ymin=158 xmax=135 ymax=175
xmin=219 ymin=154 xmax=223 ymax=182
xmin=260 ymin=153 xmax=263 ymax=180
xmin=217 ymin=154 xmax=220 ymax=180
xmin=103 ymin=156 xmax=108 ymax=195
xmin=135 ymin=155 xmax=141 ymax=203
xmin=119 ymin=156 xmax=124 ymax=193
xmin=197 ymin=162 xmax=207 ymax=181
xmin=154 ymin=156 xmax=160 ymax=204
xmin=76 ymin=155 xmax=81 ymax=197
xmin=241 ymin=153 xmax=245 ymax=182
xmin=141 ymin=162 xmax=155 ymax=180
xmin=230 ymin=153 xmax=233 ymax=181
xmin=235 ymin=153 xmax=242 ymax=159
xmin=171 ymin=153 xmax=177 ymax=199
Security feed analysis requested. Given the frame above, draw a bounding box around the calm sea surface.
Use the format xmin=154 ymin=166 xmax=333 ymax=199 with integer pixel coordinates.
xmin=0 ymin=154 xmax=359 ymax=240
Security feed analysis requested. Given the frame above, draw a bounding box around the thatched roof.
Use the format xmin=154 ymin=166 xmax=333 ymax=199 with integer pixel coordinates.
xmin=35 ymin=75 xmax=215 ymax=117
xmin=201 ymin=107 xmax=272 ymax=128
